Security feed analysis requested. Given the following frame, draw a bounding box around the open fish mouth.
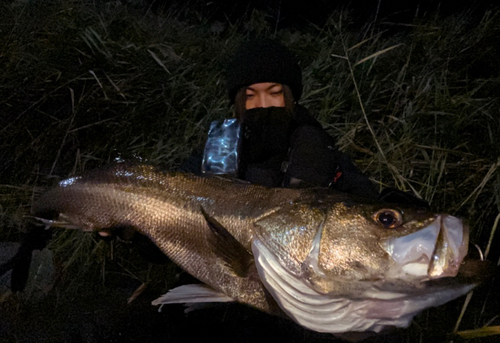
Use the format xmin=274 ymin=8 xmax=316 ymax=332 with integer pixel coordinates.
xmin=381 ymin=215 xmax=469 ymax=279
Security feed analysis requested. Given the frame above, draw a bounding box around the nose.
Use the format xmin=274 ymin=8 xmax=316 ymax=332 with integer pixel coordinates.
xmin=246 ymin=94 xmax=269 ymax=110
xmin=255 ymin=94 xmax=269 ymax=108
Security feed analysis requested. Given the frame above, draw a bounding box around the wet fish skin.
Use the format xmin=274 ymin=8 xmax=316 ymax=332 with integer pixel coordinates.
xmin=32 ymin=164 xmax=483 ymax=334
xmin=34 ymin=165 xmax=296 ymax=314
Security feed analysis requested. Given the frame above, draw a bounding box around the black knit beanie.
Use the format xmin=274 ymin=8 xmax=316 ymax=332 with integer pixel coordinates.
xmin=226 ymin=39 xmax=303 ymax=103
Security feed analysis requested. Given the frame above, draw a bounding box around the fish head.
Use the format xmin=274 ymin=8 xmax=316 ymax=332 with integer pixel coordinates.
xmin=252 ymin=194 xmax=488 ymax=333
xmin=308 ymin=201 xmax=469 ymax=291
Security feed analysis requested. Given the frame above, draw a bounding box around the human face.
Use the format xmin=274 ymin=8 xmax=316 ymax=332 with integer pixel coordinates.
xmin=245 ymin=82 xmax=285 ymax=110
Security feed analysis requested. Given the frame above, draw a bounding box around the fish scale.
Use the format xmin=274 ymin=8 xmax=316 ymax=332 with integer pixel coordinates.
xmin=32 ymin=163 xmax=488 ymax=334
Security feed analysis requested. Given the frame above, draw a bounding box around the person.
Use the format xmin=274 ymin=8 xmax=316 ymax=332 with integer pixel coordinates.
xmin=184 ymin=38 xmax=379 ymax=199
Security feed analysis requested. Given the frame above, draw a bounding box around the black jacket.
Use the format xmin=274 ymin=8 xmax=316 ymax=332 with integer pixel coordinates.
xmin=182 ymin=105 xmax=379 ymax=199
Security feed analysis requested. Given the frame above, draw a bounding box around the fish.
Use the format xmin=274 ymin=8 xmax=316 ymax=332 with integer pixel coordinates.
xmin=31 ymin=163 xmax=489 ymax=334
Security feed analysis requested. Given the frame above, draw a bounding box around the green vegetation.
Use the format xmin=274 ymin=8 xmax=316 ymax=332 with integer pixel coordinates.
xmin=1 ymin=0 xmax=499 ymax=342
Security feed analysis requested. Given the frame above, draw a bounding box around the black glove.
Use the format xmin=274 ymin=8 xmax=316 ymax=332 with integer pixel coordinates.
xmin=379 ymin=187 xmax=430 ymax=209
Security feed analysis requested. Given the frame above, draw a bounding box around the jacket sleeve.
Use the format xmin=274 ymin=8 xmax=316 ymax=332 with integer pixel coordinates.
xmin=284 ymin=125 xmax=379 ymax=199
xmin=177 ymin=147 xmax=204 ymax=175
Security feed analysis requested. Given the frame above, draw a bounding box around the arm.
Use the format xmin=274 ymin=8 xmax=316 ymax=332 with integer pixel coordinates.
xmin=283 ymin=125 xmax=379 ymax=199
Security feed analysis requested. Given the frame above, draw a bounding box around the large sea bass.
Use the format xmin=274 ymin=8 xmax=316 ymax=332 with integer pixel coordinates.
xmin=32 ymin=164 xmax=485 ymax=334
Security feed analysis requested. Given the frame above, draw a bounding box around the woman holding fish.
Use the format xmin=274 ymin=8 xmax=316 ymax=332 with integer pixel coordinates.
xmin=3 ymin=38 xmax=482 ymax=338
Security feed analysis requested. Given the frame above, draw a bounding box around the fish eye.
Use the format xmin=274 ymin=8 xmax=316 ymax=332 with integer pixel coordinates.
xmin=373 ymin=209 xmax=404 ymax=229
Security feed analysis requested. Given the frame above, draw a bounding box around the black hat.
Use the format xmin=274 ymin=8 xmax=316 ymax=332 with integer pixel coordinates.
xmin=226 ymin=39 xmax=303 ymax=103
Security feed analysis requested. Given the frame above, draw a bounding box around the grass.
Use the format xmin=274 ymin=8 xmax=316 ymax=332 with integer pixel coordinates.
xmin=0 ymin=0 xmax=499 ymax=342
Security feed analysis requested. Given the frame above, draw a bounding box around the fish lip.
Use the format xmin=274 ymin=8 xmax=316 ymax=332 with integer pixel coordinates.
xmin=427 ymin=215 xmax=469 ymax=278
xmin=381 ymin=215 xmax=469 ymax=279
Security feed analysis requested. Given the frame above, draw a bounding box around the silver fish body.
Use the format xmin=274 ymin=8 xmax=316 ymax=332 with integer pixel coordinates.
xmin=32 ymin=164 xmax=486 ymax=334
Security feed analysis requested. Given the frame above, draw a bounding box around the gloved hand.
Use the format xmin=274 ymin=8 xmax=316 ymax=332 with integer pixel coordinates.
xmin=379 ymin=187 xmax=430 ymax=209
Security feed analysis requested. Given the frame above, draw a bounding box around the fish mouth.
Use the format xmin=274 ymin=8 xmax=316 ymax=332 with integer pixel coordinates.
xmin=381 ymin=215 xmax=469 ymax=279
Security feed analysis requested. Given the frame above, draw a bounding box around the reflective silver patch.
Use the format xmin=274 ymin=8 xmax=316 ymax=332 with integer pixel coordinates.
xmin=202 ymin=119 xmax=241 ymax=176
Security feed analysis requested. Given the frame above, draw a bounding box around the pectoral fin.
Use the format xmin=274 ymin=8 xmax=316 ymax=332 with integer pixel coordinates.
xmin=253 ymin=203 xmax=327 ymax=276
xmin=200 ymin=207 xmax=253 ymax=277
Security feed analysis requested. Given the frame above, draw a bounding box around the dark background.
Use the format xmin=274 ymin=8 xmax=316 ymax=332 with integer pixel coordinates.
xmin=150 ymin=0 xmax=498 ymax=26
